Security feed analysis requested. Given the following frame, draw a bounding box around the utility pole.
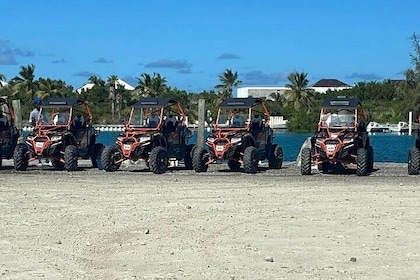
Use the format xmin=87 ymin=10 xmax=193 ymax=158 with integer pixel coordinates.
xmin=12 ymin=99 xmax=23 ymax=143
xmin=197 ymin=99 xmax=205 ymax=148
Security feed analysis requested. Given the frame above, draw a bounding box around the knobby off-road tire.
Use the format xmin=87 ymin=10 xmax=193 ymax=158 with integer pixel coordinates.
xmin=91 ymin=143 xmax=105 ymax=168
xmin=13 ymin=143 xmax=29 ymax=171
xmin=268 ymin=144 xmax=283 ymax=169
xmin=228 ymin=159 xmax=241 ymax=171
xmin=101 ymin=145 xmax=122 ymax=172
xmin=367 ymin=145 xmax=374 ymax=172
xmin=300 ymin=147 xmax=312 ymax=175
xmin=192 ymin=147 xmax=208 ymax=172
xmin=356 ymin=148 xmax=368 ymax=176
xmin=64 ymin=145 xmax=78 ymax=171
xmin=184 ymin=144 xmax=195 ymax=170
xmin=52 ymin=158 xmax=65 ymax=170
xmin=243 ymin=146 xmax=258 ymax=174
xmin=408 ymin=147 xmax=420 ymax=175
xmin=149 ymin=146 xmax=168 ymax=174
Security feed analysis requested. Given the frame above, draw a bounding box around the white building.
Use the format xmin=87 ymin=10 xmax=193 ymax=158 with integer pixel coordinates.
xmin=236 ymin=79 xmax=352 ymax=99
xmin=0 ymin=81 xmax=8 ymax=88
xmin=236 ymin=86 xmax=289 ymax=100
xmin=76 ymin=78 xmax=135 ymax=94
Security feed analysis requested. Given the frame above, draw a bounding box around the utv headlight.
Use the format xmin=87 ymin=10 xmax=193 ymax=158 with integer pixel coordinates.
xmin=206 ymin=137 xmax=215 ymax=143
xmin=139 ymin=136 xmax=151 ymax=142
xmin=231 ymin=137 xmax=242 ymax=144
xmin=51 ymin=136 xmax=62 ymax=141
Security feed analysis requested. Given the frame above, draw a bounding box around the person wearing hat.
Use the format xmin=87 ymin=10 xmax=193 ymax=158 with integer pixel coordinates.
xmin=29 ymin=97 xmax=42 ymax=126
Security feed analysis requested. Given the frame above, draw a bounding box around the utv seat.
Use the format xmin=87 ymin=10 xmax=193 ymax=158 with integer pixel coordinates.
xmin=231 ymin=115 xmax=245 ymax=127
xmin=251 ymin=115 xmax=263 ymax=131
xmin=163 ymin=115 xmax=178 ymax=132
xmin=147 ymin=115 xmax=160 ymax=128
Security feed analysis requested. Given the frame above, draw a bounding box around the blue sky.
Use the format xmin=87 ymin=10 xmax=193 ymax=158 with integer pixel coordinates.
xmin=1 ymin=0 xmax=419 ymax=92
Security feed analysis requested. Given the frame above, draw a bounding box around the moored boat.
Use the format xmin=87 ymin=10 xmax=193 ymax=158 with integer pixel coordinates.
xmin=367 ymin=121 xmax=390 ymax=133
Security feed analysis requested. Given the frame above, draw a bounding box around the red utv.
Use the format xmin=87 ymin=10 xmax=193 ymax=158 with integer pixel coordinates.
xmin=0 ymin=97 xmax=20 ymax=169
xmin=100 ymin=97 xmax=194 ymax=174
xmin=408 ymin=115 xmax=420 ymax=175
xmin=13 ymin=97 xmax=103 ymax=171
xmin=300 ymin=97 xmax=373 ymax=176
xmin=192 ymin=97 xmax=283 ymax=173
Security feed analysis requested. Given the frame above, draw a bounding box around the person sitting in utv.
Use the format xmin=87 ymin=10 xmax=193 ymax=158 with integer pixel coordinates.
xmin=163 ymin=114 xmax=178 ymax=132
xmin=73 ymin=114 xmax=86 ymax=128
xmin=251 ymin=114 xmax=263 ymax=131
xmin=147 ymin=114 xmax=160 ymax=127
xmin=231 ymin=114 xmax=245 ymax=127
xmin=53 ymin=113 xmax=68 ymax=125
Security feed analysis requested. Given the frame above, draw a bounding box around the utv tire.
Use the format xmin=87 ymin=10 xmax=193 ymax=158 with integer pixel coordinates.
xmin=243 ymin=146 xmax=258 ymax=174
xmin=301 ymin=147 xmax=312 ymax=175
xmin=13 ymin=143 xmax=29 ymax=171
xmin=101 ymin=145 xmax=122 ymax=172
xmin=228 ymin=159 xmax=241 ymax=171
xmin=408 ymin=147 xmax=420 ymax=175
xmin=192 ymin=147 xmax=209 ymax=172
xmin=91 ymin=143 xmax=105 ymax=168
xmin=64 ymin=145 xmax=78 ymax=171
xmin=356 ymin=148 xmax=368 ymax=176
xmin=268 ymin=144 xmax=283 ymax=169
xmin=52 ymin=159 xmax=65 ymax=170
xmin=149 ymin=146 xmax=168 ymax=174
xmin=184 ymin=144 xmax=195 ymax=170
xmin=367 ymin=145 xmax=374 ymax=172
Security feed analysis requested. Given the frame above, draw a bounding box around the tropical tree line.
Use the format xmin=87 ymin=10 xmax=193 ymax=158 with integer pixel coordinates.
xmin=0 ymin=66 xmax=241 ymax=125
xmin=1 ymin=33 xmax=420 ymax=132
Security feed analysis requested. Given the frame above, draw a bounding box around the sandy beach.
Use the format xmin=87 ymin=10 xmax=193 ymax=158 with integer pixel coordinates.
xmin=0 ymin=160 xmax=419 ymax=280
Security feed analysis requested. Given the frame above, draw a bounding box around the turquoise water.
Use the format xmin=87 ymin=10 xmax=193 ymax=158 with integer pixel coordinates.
xmin=98 ymin=130 xmax=417 ymax=163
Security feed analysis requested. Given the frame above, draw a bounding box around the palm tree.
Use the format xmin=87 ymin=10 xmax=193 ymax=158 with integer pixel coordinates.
xmin=283 ymin=72 xmax=315 ymax=110
xmin=35 ymin=78 xmax=69 ymax=99
xmin=0 ymin=74 xmax=6 ymax=88
xmin=151 ymin=73 xmax=168 ymax=96
xmin=107 ymin=75 xmax=119 ymax=120
xmin=11 ymin=64 xmax=37 ymax=101
xmin=269 ymin=90 xmax=286 ymax=104
xmin=406 ymin=32 xmax=420 ymax=89
xmin=88 ymin=75 xmax=105 ymax=87
xmin=215 ymin=69 xmax=242 ymax=100
xmin=136 ymin=72 xmax=168 ymax=97
xmin=136 ymin=73 xmax=153 ymax=97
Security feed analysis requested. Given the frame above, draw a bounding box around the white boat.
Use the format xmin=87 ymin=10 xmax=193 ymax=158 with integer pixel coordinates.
xmin=367 ymin=122 xmax=390 ymax=133
xmin=367 ymin=121 xmax=410 ymax=133
xmin=395 ymin=121 xmax=410 ymax=133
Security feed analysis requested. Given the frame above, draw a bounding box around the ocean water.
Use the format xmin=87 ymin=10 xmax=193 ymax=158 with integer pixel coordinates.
xmin=97 ymin=130 xmax=417 ymax=163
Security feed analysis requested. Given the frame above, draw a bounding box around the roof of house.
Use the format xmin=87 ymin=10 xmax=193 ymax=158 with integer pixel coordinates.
xmin=114 ymin=79 xmax=135 ymax=90
xmin=76 ymin=78 xmax=135 ymax=94
xmin=311 ymin=79 xmax=350 ymax=88
xmin=76 ymin=83 xmax=95 ymax=94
